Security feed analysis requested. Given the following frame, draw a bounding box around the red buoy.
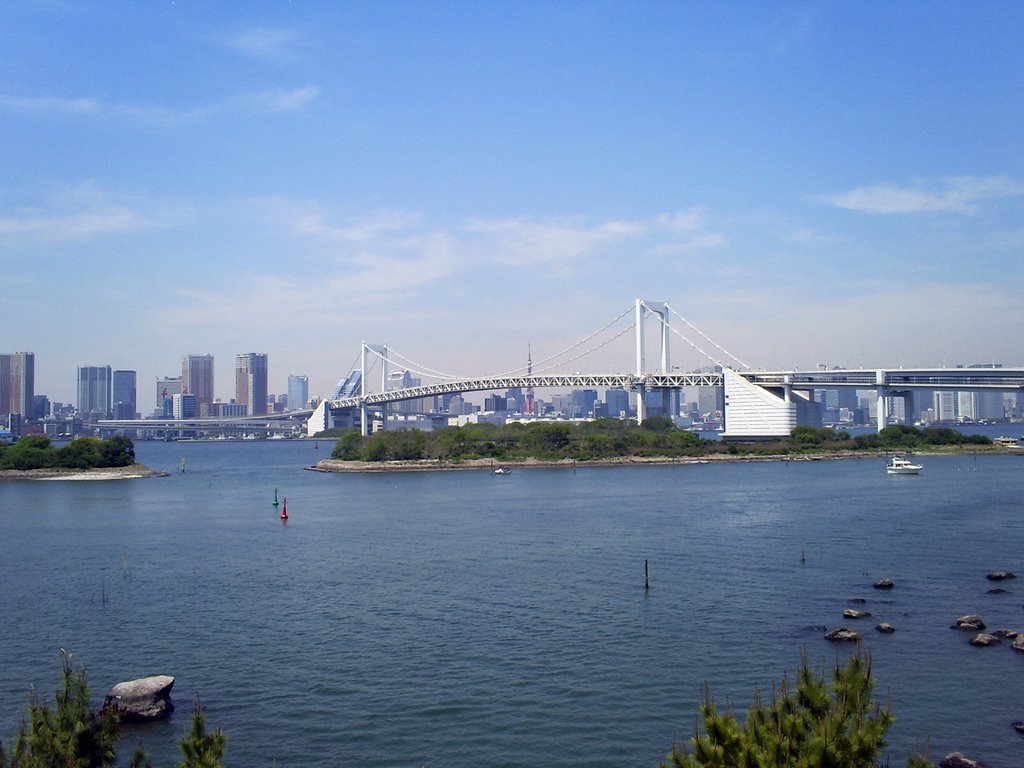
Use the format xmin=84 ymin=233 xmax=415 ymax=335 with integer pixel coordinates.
xmin=280 ymin=498 xmax=288 ymax=520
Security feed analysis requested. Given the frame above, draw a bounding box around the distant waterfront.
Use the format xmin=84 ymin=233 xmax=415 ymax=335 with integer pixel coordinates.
xmin=2 ymin=440 xmax=1023 ymax=767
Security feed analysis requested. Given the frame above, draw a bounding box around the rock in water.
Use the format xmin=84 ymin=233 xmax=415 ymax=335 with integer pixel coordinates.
xmin=940 ymin=752 xmax=988 ymax=768
xmin=951 ymin=614 xmax=986 ymax=631
xmin=824 ymin=627 xmax=860 ymax=642
xmin=876 ymin=622 xmax=896 ymax=633
xmin=843 ymin=608 xmax=871 ymax=619
xmin=986 ymin=571 xmax=1015 ymax=581
xmin=103 ymin=675 xmax=175 ymax=721
xmin=969 ymin=633 xmax=1000 ymax=647
xmin=873 ymin=578 xmax=894 ymax=590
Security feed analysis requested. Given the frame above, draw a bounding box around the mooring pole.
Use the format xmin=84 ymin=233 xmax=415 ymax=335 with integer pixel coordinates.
xmin=644 ymin=559 xmax=649 ymax=591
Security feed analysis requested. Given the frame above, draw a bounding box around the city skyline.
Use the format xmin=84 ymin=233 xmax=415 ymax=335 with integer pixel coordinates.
xmin=4 ymin=3 xmax=1024 ymax=405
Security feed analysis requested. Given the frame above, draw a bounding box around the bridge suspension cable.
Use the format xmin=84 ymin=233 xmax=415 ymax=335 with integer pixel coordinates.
xmin=645 ymin=303 xmax=751 ymax=371
xmin=488 ymin=305 xmax=635 ymax=377
xmin=530 ymin=321 xmax=636 ymax=374
xmin=368 ymin=346 xmax=463 ymax=381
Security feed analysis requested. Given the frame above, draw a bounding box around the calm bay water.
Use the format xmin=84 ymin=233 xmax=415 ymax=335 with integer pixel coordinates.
xmin=2 ymin=440 xmax=1024 ymax=767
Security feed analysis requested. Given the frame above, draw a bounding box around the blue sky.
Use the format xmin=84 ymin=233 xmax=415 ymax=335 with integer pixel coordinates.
xmin=3 ymin=1 xmax=1023 ymax=408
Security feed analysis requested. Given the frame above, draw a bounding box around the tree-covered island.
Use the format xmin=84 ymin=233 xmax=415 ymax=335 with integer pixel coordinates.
xmin=0 ymin=435 xmax=163 ymax=478
xmin=318 ymin=419 xmax=996 ymax=467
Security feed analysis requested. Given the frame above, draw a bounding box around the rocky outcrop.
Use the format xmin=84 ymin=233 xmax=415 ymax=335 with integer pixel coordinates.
xmin=992 ymin=628 xmax=1019 ymax=640
xmin=103 ymin=675 xmax=175 ymax=722
xmin=940 ymin=752 xmax=988 ymax=768
xmin=825 ymin=628 xmax=860 ymax=642
xmin=951 ymin=614 xmax=986 ymax=631
xmin=1013 ymin=635 xmax=1024 ymax=652
xmin=876 ymin=623 xmax=895 ymax=633
xmin=970 ymin=633 xmax=1000 ymax=647
xmin=843 ymin=608 xmax=871 ymax=619
xmin=986 ymin=571 xmax=1015 ymax=581
xmin=873 ymin=578 xmax=894 ymax=590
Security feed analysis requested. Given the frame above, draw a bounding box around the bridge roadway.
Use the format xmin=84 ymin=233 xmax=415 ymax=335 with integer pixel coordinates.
xmin=326 ymin=366 xmax=1024 ymax=409
xmin=95 ymin=366 xmax=1024 ymax=433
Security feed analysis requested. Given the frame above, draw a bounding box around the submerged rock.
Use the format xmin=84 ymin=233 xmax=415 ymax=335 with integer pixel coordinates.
xmin=103 ymin=675 xmax=175 ymax=722
xmin=876 ymin=623 xmax=896 ymax=633
xmin=843 ymin=608 xmax=871 ymax=619
xmin=873 ymin=578 xmax=894 ymax=590
xmin=951 ymin=614 xmax=986 ymax=631
xmin=824 ymin=627 xmax=860 ymax=642
xmin=986 ymin=571 xmax=1016 ymax=581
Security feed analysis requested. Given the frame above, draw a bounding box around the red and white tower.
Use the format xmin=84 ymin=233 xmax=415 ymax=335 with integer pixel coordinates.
xmin=524 ymin=345 xmax=535 ymax=415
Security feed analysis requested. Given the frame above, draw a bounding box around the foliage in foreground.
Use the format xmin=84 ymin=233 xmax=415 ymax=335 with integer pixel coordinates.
xmin=0 ymin=435 xmax=136 ymax=471
xmin=0 ymin=651 xmax=225 ymax=768
xmin=662 ymin=649 xmax=932 ymax=768
xmin=329 ymin=419 xmax=992 ymax=463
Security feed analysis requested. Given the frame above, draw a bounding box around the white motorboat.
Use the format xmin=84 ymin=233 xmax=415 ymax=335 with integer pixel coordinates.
xmin=886 ymin=455 xmax=923 ymax=474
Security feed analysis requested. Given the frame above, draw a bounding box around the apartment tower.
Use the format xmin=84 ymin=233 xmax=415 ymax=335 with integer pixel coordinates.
xmin=182 ymin=354 xmax=215 ymax=418
xmin=235 ymin=353 xmax=269 ymax=416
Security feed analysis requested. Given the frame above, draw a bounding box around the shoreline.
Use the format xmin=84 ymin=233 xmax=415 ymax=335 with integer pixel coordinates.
xmin=0 ymin=464 xmax=168 ymax=481
xmin=307 ymin=446 xmax=1021 ymax=473
xmin=308 ymin=451 xmax=877 ymax=473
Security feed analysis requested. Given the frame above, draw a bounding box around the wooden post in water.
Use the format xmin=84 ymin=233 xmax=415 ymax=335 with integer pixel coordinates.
xmin=644 ymin=559 xmax=649 ymax=591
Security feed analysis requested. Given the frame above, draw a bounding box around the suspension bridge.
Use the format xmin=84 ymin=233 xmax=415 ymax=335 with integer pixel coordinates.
xmin=305 ymin=298 xmax=1024 ymax=439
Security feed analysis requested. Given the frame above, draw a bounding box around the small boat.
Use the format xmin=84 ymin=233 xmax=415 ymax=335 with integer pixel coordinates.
xmin=493 ymin=466 xmax=512 ymax=475
xmin=993 ymin=436 xmax=1019 ymax=447
xmin=887 ymin=455 xmax=923 ymax=474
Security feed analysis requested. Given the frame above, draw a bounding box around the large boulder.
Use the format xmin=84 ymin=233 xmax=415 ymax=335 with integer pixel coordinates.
xmin=843 ymin=608 xmax=871 ymax=619
xmin=951 ymin=614 xmax=986 ymax=631
xmin=1013 ymin=635 xmax=1024 ymax=652
xmin=876 ymin=622 xmax=896 ymax=634
xmin=873 ymin=578 xmax=894 ymax=590
xmin=103 ymin=675 xmax=175 ymax=722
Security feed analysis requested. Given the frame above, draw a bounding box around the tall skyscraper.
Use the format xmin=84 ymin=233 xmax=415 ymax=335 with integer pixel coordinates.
xmin=182 ymin=355 xmax=214 ymax=418
xmin=156 ymin=376 xmax=182 ymax=418
xmin=77 ymin=365 xmax=112 ymax=419
xmin=112 ymin=369 xmax=137 ymax=419
xmin=0 ymin=352 xmax=35 ymax=418
xmin=288 ymin=375 xmax=309 ymax=411
xmin=235 ymin=353 xmax=268 ymax=416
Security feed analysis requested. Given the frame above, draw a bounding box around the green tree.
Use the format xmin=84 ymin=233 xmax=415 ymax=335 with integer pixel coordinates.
xmin=641 ymin=415 xmax=676 ymax=432
xmin=662 ymin=650 xmax=932 ymax=768
xmin=175 ymin=695 xmax=226 ymax=768
xmin=331 ymin=430 xmax=363 ymax=460
xmin=101 ymin=435 xmax=136 ymax=467
xmin=57 ymin=438 xmax=105 ymax=469
xmin=1 ymin=650 xmax=121 ymax=768
xmin=0 ymin=435 xmax=57 ymax=470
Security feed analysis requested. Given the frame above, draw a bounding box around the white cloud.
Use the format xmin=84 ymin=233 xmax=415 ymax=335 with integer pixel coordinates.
xmin=226 ymin=27 xmax=302 ymax=61
xmin=0 ymin=95 xmax=98 ymax=114
xmin=821 ymin=176 xmax=1024 ymax=215
xmin=0 ymin=184 xmax=187 ymax=243
xmin=0 ymin=85 xmax=319 ymax=123
xmin=245 ymin=85 xmax=321 ymax=112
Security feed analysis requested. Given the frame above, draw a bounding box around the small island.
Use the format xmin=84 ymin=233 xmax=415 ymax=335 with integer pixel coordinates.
xmin=310 ymin=420 xmax=1004 ymax=472
xmin=0 ymin=435 xmax=165 ymax=480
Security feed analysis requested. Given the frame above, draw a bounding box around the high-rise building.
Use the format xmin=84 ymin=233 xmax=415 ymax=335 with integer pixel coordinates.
xmin=235 ymin=353 xmax=268 ymax=416
xmin=156 ymin=376 xmax=182 ymax=418
xmin=182 ymin=355 xmax=214 ymax=418
xmin=112 ymin=370 xmax=137 ymax=419
xmin=0 ymin=352 xmax=35 ymax=419
xmin=172 ymin=393 xmax=197 ymax=419
xmin=77 ymin=365 xmax=112 ymax=419
xmin=288 ymin=375 xmax=309 ymax=411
